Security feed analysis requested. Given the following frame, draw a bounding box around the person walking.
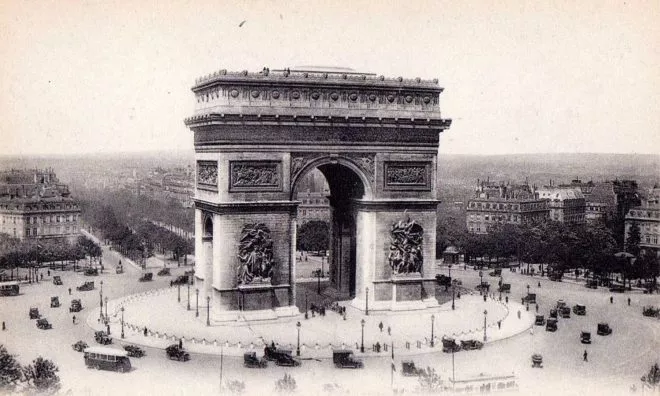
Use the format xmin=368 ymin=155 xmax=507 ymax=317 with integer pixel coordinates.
xmin=610 ymin=296 xmax=614 ymax=304
xmin=387 ymin=326 xmax=391 ymax=336
xmin=583 ymin=350 xmax=588 ymax=362
xmin=68 ymin=287 xmax=72 ymax=295
xmin=379 ymin=321 xmax=383 ymax=332
xmin=144 ymin=327 xmax=148 ymax=336
xmin=627 ymin=297 xmax=631 ymax=306
xmin=72 ymin=315 xmax=76 ymax=325
xmin=179 ymin=338 xmax=183 ymax=349
xmin=2 ymin=321 xmax=5 ymax=331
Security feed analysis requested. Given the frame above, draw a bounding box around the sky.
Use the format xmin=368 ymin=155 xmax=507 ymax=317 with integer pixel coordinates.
xmin=1 ymin=0 xmax=659 ymax=156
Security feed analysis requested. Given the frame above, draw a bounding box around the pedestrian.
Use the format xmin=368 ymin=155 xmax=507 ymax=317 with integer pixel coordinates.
xmin=47 ymin=270 xmax=50 ymax=277
xmin=497 ymin=320 xmax=501 ymax=329
xmin=627 ymin=297 xmax=631 ymax=306
xmin=387 ymin=326 xmax=391 ymax=336
xmin=72 ymin=315 xmax=76 ymax=325
xmin=535 ymin=304 xmax=539 ymax=313
xmin=40 ymin=273 xmax=43 ymax=281
xmin=2 ymin=321 xmax=5 ymax=331
xmin=583 ymin=350 xmax=588 ymax=362
xmin=68 ymin=287 xmax=72 ymax=295
xmin=610 ymin=296 xmax=613 ymax=304
xmin=379 ymin=321 xmax=383 ymax=332
xmin=144 ymin=327 xmax=148 ymax=336
xmin=505 ymin=296 xmax=508 ymax=303
xmin=537 ymin=281 xmax=540 ymax=287
xmin=179 ymin=338 xmax=183 ymax=349
xmin=106 ymin=324 xmax=110 ymax=334
xmin=517 ymin=310 xmax=521 ymax=319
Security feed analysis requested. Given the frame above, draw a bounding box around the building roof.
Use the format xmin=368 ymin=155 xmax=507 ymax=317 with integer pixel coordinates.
xmin=537 ymin=187 xmax=584 ymax=200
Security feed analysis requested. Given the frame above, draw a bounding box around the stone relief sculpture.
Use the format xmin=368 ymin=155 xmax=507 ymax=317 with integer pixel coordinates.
xmin=237 ymin=223 xmax=275 ymax=285
xmin=388 ymin=217 xmax=424 ymax=274
xmin=230 ymin=162 xmax=280 ymax=188
xmin=386 ymin=165 xmax=426 ymax=185
xmin=197 ymin=161 xmax=218 ymax=186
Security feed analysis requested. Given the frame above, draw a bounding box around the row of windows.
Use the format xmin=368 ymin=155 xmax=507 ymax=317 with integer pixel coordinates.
xmin=0 ymin=203 xmax=78 ymax=211
xmin=643 ymin=235 xmax=659 ymax=245
xmin=469 ymin=202 xmax=522 ymax=211
xmin=25 ymin=225 xmax=76 ymax=236
xmin=629 ymin=210 xmax=660 ymax=219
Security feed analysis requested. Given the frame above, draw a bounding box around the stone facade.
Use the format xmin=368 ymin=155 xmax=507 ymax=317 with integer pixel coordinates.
xmin=186 ymin=68 xmax=451 ymax=320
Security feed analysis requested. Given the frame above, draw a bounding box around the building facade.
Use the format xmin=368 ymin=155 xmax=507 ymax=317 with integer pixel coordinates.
xmin=562 ymin=178 xmax=640 ymax=224
xmin=625 ymin=187 xmax=660 ymax=257
xmin=537 ymin=186 xmax=586 ymax=224
xmin=0 ymin=169 xmax=81 ymax=241
xmin=466 ymin=180 xmax=548 ymax=234
xmin=296 ymin=191 xmax=330 ymax=224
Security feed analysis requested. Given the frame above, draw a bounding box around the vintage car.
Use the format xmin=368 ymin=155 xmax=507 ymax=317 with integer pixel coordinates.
xmin=545 ymin=318 xmax=558 ymax=332
xmin=36 ymin=318 xmax=52 ymax=330
xmin=29 ymin=307 xmax=40 ymax=319
xmin=53 ymin=276 xmax=63 ymax=285
xmin=76 ymin=281 xmax=94 ymax=291
xmin=597 ymin=323 xmax=612 ymax=336
xmin=460 ymin=340 xmax=484 ymax=351
xmin=138 ymin=273 xmax=153 ymax=282
xmin=72 ymin=340 xmax=89 ymax=352
xmin=85 ymin=268 xmax=99 ymax=276
xmin=401 ymin=360 xmax=422 ymax=376
xmin=166 ymin=344 xmax=190 ymax=361
xmin=580 ymin=331 xmax=591 ymax=344
xmin=263 ymin=345 xmax=300 ymax=367
xmin=534 ymin=315 xmax=546 ymax=326
xmin=157 ymin=268 xmax=171 ymax=276
xmin=243 ymin=352 xmax=267 ymax=368
xmin=50 ymin=296 xmax=60 ymax=308
xmin=275 ymin=352 xmax=300 ymax=367
xmin=332 ymin=350 xmax=363 ymax=369
xmin=94 ymin=331 xmax=112 ymax=345
xmin=560 ymin=307 xmax=571 ymax=319
xmin=69 ymin=299 xmax=83 ymax=312
xmin=441 ymin=337 xmax=461 ymax=353
xmin=556 ymin=300 xmax=567 ymax=309
xmin=549 ymin=309 xmax=558 ymax=319
xmin=435 ymin=274 xmax=452 ymax=288
xmin=124 ymin=345 xmax=145 ymax=358
xmin=585 ymin=280 xmax=598 ymax=289
xmin=531 ymin=353 xmax=543 ymax=368
xmin=116 ymin=266 xmax=124 ymax=274
xmin=171 ymin=275 xmax=189 ymax=286
xmin=642 ymin=306 xmax=660 ymax=318
xmin=489 ymin=268 xmax=502 ymax=277
xmin=498 ymin=283 xmax=511 ymax=293
xmin=609 ymin=284 xmax=626 ymax=293
xmin=522 ymin=293 xmax=537 ymax=304
xmin=573 ymin=304 xmax=586 ymax=316
xmin=475 ymin=282 xmax=490 ymax=292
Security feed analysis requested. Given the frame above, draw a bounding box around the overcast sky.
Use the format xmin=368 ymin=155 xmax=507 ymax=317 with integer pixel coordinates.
xmin=1 ymin=0 xmax=658 ymax=156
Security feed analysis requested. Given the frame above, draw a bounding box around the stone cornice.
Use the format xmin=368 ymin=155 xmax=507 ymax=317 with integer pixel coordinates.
xmin=194 ymin=199 xmax=299 ymax=214
xmin=350 ymin=199 xmax=440 ymax=211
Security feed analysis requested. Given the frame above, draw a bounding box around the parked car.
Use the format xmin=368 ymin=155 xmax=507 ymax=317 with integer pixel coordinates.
xmin=642 ymin=306 xmax=660 ymax=318
xmin=435 ymin=274 xmax=452 ymax=288
xmin=275 ymin=352 xmax=300 ymax=367
xmin=69 ymin=299 xmax=83 ymax=312
xmin=72 ymin=340 xmax=89 ymax=352
xmin=549 ymin=309 xmax=558 ymax=319
xmin=157 ymin=268 xmax=171 ymax=276
xmin=489 ymin=268 xmax=502 ymax=277
xmin=609 ymin=284 xmax=626 ymax=293
xmin=573 ymin=304 xmax=586 ymax=316
xmin=139 ymin=273 xmax=153 ymax=282
xmin=523 ymin=293 xmax=537 ymax=304
xmin=116 ymin=266 xmax=124 ymax=274
xmin=85 ymin=268 xmax=99 ymax=276
xmin=76 ymin=281 xmax=94 ymax=291
xmin=460 ymin=340 xmax=484 ymax=350
xmin=124 ymin=345 xmax=145 ymax=358
xmin=36 ymin=318 xmax=52 ymax=330
xmin=545 ymin=318 xmax=558 ymax=332
xmin=580 ymin=331 xmax=591 ymax=344
xmin=597 ymin=323 xmax=612 ymax=336
xmin=556 ymin=300 xmax=567 ymax=309
xmin=560 ymin=307 xmax=571 ymax=319
xmin=401 ymin=360 xmax=422 ymax=376
xmin=441 ymin=337 xmax=461 ymax=353
xmin=534 ymin=315 xmax=546 ymax=326
xmin=53 ymin=276 xmax=63 ymax=285
xmin=243 ymin=351 xmax=267 ymax=368
xmin=50 ymin=296 xmax=60 ymax=308
xmin=166 ymin=344 xmax=190 ymax=361
xmin=29 ymin=307 xmax=40 ymax=319
xmin=531 ymin=353 xmax=543 ymax=368
xmin=94 ymin=331 xmax=112 ymax=345
xmin=172 ymin=275 xmax=189 ymax=286
xmin=332 ymin=349 xmax=363 ymax=369
xmin=498 ymin=283 xmax=511 ymax=293
xmin=475 ymin=282 xmax=490 ymax=292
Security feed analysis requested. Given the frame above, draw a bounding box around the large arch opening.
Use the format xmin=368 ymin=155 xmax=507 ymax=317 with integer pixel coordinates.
xmin=292 ymin=159 xmax=369 ymax=300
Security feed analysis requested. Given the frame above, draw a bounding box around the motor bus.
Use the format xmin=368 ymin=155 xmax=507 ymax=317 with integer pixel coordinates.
xmin=0 ymin=281 xmax=20 ymax=296
xmin=83 ymin=346 xmax=131 ymax=372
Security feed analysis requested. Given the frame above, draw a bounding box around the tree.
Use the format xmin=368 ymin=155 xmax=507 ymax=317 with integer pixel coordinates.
xmin=625 ymin=221 xmax=641 ymax=257
xmin=641 ymin=362 xmax=660 ymax=392
xmin=0 ymin=345 xmax=23 ymax=392
xmin=275 ymin=373 xmax=296 ymax=393
xmin=297 ymin=221 xmax=330 ymax=253
xmin=22 ymin=357 xmax=60 ymax=394
xmin=417 ymin=366 xmax=444 ymax=393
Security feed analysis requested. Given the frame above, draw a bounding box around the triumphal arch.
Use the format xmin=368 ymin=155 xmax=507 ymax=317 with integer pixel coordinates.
xmin=185 ymin=68 xmax=451 ymax=321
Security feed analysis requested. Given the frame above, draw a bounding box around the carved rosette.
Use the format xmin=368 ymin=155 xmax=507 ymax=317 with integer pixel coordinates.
xmin=388 ymin=217 xmax=424 ymax=275
xmin=197 ymin=161 xmax=218 ymax=189
xmin=237 ymin=223 xmax=275 ymax=285
xmin=229 ymin=161 xmax=282 ymax=192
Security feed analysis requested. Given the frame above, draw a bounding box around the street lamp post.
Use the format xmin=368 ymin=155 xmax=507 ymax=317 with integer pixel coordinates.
xmin=105 ymin=297 xmax=109 ymax=334
xmin=99 ymin=280 xmax=104 ymax=320
xmin=448 ymin=264 xmax=452 ymax=279
xmin=479 ymin=270 xmax=483 ymax=294
xmin=206 ymin=296 xmax=210 ymax=326
xmin=527 ymin=284 xmax=530 ymax=296
xmin=304 ymin=291 xmax=308 ymax=320
xmin=296 ymin=321 xmax=301 ymax=357
xmin=177 ymin=284 xmax=181 ymax=303
xmin=452 ymin=283 xmax=456 ymax=310
xmin=317 ymin=270 xmax=321 ymax=294
xmin=321 ymin=256 xmax=325 ymax=278
xmin=196 ymin=289 xmax=199 ymax=317
xmin=360 ymin=319 xmax=365 ymax=353
xmin=365 ymin=287 xmax=369 ymax=315
xmin=187 ymin=282 xmax=191 ymax=311
xmin=120 ymin=307 xmax=125 ymax=339
xmin=483 ymin=309 xmax=488 ymax=342
xmin=430 ymin=315 xmax=435 ymax=347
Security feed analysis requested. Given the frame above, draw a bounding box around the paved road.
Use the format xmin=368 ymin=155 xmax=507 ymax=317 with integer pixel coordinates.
xmin=2 ymin=250 xmax=659 ymax=395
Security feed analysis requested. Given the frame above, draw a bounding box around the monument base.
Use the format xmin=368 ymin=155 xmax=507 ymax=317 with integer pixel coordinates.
xmin=211 ymin=306 xmax=301 ymax=323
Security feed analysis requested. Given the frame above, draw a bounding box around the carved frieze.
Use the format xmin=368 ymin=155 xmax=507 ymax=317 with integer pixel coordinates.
xmin=229 ymin=161 xmax=282 ymax=192
xmin=383 ymin=161 xmax=432 ymax=191
xmin=388 ymin=217 xmax=424 ymax=275
xmin=237 ymin=223 xmax=275 ymax=285
xmin=197 ymin=161 xmax=218 ymax=190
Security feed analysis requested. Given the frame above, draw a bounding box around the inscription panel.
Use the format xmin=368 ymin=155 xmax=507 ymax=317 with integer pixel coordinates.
xmin=383 ymin=161 xmax=432 ymax=191
xmin=197 ymin=161 xmax=218 ymax=191
xmin=229 ymin=161 xmax=283 ymax=192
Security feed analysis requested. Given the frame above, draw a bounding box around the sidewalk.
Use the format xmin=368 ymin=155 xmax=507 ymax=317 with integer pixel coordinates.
xmin=86 ymin=288 xmax=533 ymax=359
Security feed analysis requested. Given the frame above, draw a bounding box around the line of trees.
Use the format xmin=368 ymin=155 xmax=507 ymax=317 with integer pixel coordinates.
xmin=296 ymin=220 xmax=330 ymax=253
